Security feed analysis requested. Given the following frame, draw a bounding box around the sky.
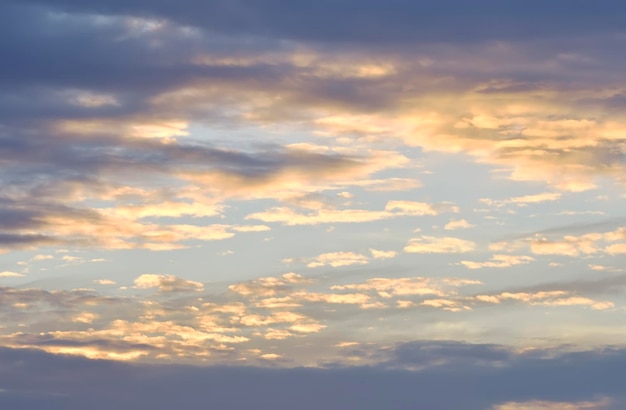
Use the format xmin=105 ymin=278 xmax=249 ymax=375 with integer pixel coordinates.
xmin=1 ymin=0 xmax=626 ymax=408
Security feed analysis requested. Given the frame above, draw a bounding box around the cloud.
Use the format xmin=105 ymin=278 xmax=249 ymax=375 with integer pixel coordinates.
xmin=530 ymin=235 xmax=602 ymax=256
xmin=293 ymin=292 xmax=372 ymax=307
xmin=480 ymin=192 xmax=562 ymax=208
xmin=1 ymin=0 xmax=625 ymax=262
xmin=7 ymin=0 xmax=626 ymax=46
xmin=32 ymin=254 xmax=54 ymax=261
xmin=606 ymin=243 xmax=626 ymax=255
xmin=369 ymin=249 xmax=398 ymax=260
xmin=134 ymin=274 xmax=204 ymax=292
xmin=230 ymin=225 xmax=271 ymax=233
xmin=403 ymin=236 xmax=476 ymax=254
xmin=72 ymin=312 xmax=99 ymax=324
xmin=0 ymin=270 xmax=621 ymax=367
xmin=444 ymin=219 xmax=475 ymax=230
xmin=491 ymin=226 xmax=626 ymax=258
xmin=246 ymin=200 xmax=458 ymax=225
xmin=0 ymin=1 xmax=625 ymax=391
xmin=0 ymin=271 xmax=24 ymax=278
xmin=352 ymin=178 xmax=421 ymax=192
xmin=418 ymin=298 xmax=470 ymax=312
xmin=384 ymin=200 xmax=458 ymax=215
xmin=6 ymin=339 xmax=626 ymax=409
xmin=305 ymin=251 xmax=369 ymax=268
xmin=330 ymin=277 xmax=478 ymax=298
xmin=229 ymin=273 xmax=310 ymax=297
xmin=492 ymin=397 xmax=613 ymax=410
xmin=473 ymin=291 xmax=613 ymax=311
xmin=460 ymin=254 xmax=534 ymax=269
xmin=94 ymin=279 xmax=117 ymax=286
xmin=1 ymin=1 xmax=625 ymax=224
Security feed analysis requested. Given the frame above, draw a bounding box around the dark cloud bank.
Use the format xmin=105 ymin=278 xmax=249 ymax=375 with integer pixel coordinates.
xmin=6 ymin=0 xmax=626 ymax=45
xmin=1 ymin=342 xmax=625 ymax=409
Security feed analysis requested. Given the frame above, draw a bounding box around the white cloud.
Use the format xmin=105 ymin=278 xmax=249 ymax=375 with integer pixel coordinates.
xmin=246 ymin=200 xmax=458 ymax=225
xmin=229 ymin=273 xmax=310 ymax=297
xmin=305 ymin=251 xmax=369 ymax=268
xmin=404 ymin=236 xmax=475 ymax=254
xmin=474 ymin=291 xmax=613 ymax=310
xmin=460 ymin=254 xmax=534 ymax=269
xmin=605 ymin=243 xmax=626 ymax=255
xmin=331 ymin=277 xmax=453 ymax=298
xmin=33 ymin=254 xmax=54 ymax=261
xmin=480 ymin=192 xmax=562 ymax=208
xmin=384 ymin=200 xmax=458 ymax=215
xmin=293 ymin=291 xmax=372 ymax=306
xmin=530 ymin=234 xmax=601 ymax=256
xmin=94 ymin=279 xmax=117 ymax=285
xmin=444 ymin=219 xmax=475 ymax=230
xmin=72 ymin=312 xmax=99 ymax=323
xmin=134 ymin=274 xmax=203 ymax=292
xmin=0 ymin=271 xmax=25 ymax=278
xmin=369 ymin=249 xmax=398 ymax=259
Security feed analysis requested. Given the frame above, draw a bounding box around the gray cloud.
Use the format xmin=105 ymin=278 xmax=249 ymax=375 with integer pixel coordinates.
xmin=0 ymin=343 xmax=625 ymax=409
xmin=0 ymin=127 xmax=367 ymax=250
xmin=6 ymin=0 xmax=626 ymax=46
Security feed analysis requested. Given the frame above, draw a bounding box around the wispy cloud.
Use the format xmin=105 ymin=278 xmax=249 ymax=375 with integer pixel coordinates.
xmin=404 ymin=236 xmax=476 ymax=254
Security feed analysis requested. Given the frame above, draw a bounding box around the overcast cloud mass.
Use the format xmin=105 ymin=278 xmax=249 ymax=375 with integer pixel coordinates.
xmin=1 ymin=0 xmax=626 ymax=408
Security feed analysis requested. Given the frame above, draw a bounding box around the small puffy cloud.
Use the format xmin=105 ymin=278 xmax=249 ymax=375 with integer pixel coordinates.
xmin=369 ymin=249 xmax=398 ymax=260
xmin=282 ymin=273 xmax=309 ymax=283
xmin=33 ymin=254 xmax=54 ymax=261
xmin=604 ymin=227 xmax=626 ymax=242
xmin=254 ymin=297 xmax=302 ymax=309
xmin=259 ymin=353 xmax=282 ymax=360
xmin=62 ymin=255 xmax=83 ymax=262
xmin=404 ymin=236 xmax=475 ymax=254
xmin=460 ymin=254 xmax=534 ymax=269
xmin=289 ymin=323 xmax=326 ymax=334
xmin=0 ymin=271 xmax=25 ymax=278
xmin=305 ymin=251 xmax=369 ymax=268
xmin=93 ymin=279 xmax=117 ymax=286
xmin=588 ymin=264 xmax=613 ymax=272
xmin=420 ymin=298 xmax=470 ymax=312
xmin=444 ymin=219 xmax=475 ymax=230
xmin=72 ymin=312 xmax=99 ymax=323
xmin=336 ymin=341 xmax=360 ymax=348
xmin=264 ymin=329 xmax=294 ymax=340
xmin=134 ymin=274 xmax=203 ymax=292
xmin=605 ymin=243 xmax=626 ymax=255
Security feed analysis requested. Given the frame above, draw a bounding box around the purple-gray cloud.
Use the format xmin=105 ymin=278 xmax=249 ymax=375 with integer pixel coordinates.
xmin=1 ymin=342 xmax=625 ymax=409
